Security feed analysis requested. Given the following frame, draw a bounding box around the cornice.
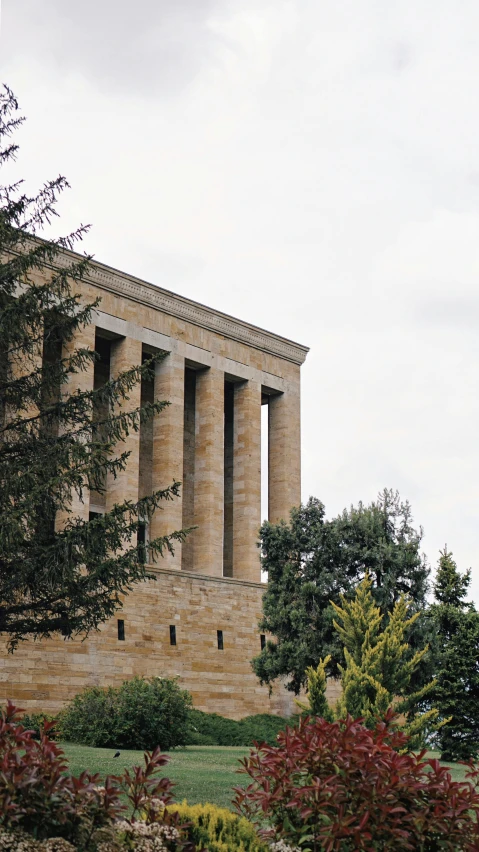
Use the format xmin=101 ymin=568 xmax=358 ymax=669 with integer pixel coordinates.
xmin=80 ymin=257 xmax=309 ymax=366
xmin=149 ymin=563 xmax=266 ymax=590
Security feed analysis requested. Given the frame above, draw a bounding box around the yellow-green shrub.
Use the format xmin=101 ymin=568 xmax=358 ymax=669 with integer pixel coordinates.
xmin=173 ymin=802 xmax=268 ymax=852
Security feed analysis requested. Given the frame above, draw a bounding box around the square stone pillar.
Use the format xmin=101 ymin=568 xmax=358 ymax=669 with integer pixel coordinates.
xmin=57 ymin=322 xmax=96 ymax=528
xmin=6 ymin=327 xmax=44 ymax=425
xmin=232 ymin=380 xmax=262 ymax=582
xmin=149 ymin=352 xmax=185 ymax=569
xmin=106 ymin=336 xmax=142 ymax=512
xmin=193 ymin=366 xmax=224 ymax=576
xmin=268 ymin=387 xmax=301 ymax=524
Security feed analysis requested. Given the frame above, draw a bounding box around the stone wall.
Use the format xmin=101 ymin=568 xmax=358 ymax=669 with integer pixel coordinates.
xmin=0 ymin=568 xmax=297 ymax=720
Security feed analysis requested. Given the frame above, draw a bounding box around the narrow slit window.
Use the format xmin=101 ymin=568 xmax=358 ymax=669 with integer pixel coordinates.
xmin=137 ymin=521 xmax=147 ymax=565
xmin=170 ymin=625 xmax=177 ymax=646
xmin=60 ymin=612 xmax=71 ymax=638
xmin=260 ymin=634 xmax=266 ymax=651
xmin=217 ymin=629 xmax=224 ymax=650
xmin=117 ymin=619 xmax=125 ymax=641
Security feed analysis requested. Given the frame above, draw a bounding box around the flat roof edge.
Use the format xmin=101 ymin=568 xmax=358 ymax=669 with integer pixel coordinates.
xmin=80 ymin=253 xmax=309 ymax=366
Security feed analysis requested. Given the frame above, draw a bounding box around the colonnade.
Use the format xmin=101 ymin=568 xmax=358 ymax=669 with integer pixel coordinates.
xmin=67 ymin=327 xmax=301 ymax=584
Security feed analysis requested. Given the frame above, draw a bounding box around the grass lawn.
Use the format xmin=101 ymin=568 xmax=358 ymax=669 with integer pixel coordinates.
xmin=62 ymin=743 xmax=249 ymax=811
xmin=426 ymin=751 xmax=468 ymax=783
xmin=62 ymin=743 xmax=470 ymax=811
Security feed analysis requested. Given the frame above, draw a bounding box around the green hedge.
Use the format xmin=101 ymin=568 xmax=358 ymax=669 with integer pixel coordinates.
xmin=60 ymin=676 xmax=192 ymax=750
xmin=27 ymin=688 xmax=294 ymax=750
xmin=186 ymin=709 xmax=294 ymax=746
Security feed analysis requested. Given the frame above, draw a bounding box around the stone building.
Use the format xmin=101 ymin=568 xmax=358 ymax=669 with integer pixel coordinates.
xmin=0 ymin=252 xmax=308 ymax=719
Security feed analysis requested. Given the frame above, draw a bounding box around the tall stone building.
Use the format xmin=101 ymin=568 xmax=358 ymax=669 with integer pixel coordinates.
xmin=0 ymin=253 xmax=308 ymax=719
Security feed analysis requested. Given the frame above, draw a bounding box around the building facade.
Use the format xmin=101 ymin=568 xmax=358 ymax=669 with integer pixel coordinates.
xmin=0 ymin=254 xmax=308 ymax=719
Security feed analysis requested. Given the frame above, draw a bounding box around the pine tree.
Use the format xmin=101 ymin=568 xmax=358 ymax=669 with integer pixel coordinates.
xmin=0 ymin=87 xmax=187 ymax=647
xmin=431 ymin=548 xmax=479 ymax=760
xmin=332 ymin=574 xmax=438 ymax=747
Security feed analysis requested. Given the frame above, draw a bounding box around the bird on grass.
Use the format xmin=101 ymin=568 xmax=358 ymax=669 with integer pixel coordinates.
xmin=113 ymin=751 xmax=121 ymax=758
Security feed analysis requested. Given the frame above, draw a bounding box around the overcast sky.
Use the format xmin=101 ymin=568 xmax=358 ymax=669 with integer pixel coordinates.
xmin=2 ymin=0 xmax=479 ymax=598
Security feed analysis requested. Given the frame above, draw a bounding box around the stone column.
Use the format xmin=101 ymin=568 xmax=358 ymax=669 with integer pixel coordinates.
xmin=106 ymin=336 xmax=142 ymax=512
xmin=5 ymin=327 xmax=44 ymax=425
xmin=149 ymin=352 xmax=185 ymax=570
xmin=193 ymin=367 xmax=224 ymax=576
xmin=232 ymin=380 xmax=262 ymax=582
xmin=57 ymin=322 xmax=96 ymax=527
xmin=268 ymin=387 xmax=301 ymax=524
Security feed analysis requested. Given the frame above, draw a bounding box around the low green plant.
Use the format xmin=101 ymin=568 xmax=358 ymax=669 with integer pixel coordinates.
xmin=61 ymin=676 xmax=192 ymax=750
xmin=174 ymin=802 xmax=268 ymax=852
xmin=186 ymin=710 xmax=292 ymax=747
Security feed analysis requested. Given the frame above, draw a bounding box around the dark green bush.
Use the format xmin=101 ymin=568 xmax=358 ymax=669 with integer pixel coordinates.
xmin=61 ymin=676 xmax=192 ymax=750
xmin=186 ymin=710 xmax=293 ymax=746
xmin=21 ymin=712 xmax=60 ymax=740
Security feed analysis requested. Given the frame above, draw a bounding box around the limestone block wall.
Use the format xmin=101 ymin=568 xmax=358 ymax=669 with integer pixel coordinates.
xmin=0 ymin=569 xmax=297 ymax=720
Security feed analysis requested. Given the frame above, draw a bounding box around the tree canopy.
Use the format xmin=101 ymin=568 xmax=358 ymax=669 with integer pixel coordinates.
xmin=430 ymin=548 xmax=479 ymax=760
xmin=0 ymin=86 xmax=186 ymax=647
xmin=252 ymin=489 xmax=430 ymax=693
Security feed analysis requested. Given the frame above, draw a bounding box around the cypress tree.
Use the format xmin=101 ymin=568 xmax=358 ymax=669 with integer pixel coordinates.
xmin=431 ymin=548 xmax=479 ymax=760
xmin=332 ymin=574 xmax=438 ymax=747
xmin=295 ymin=655 xmax=334 ymax=721
xmin=0 ymin=87 xmax=187 ymax=647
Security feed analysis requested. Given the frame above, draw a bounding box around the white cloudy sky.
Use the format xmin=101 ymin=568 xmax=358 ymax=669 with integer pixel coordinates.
xmin=2 ymin=0 xmax=479 ymax=598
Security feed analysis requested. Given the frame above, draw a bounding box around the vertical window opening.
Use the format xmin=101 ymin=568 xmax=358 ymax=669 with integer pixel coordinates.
xmin=223 ymin=382 xmax=234 ymax=577
xmin=182 ymin=368 xmax=196 ymax=571
xmin=260 ymin=634 xmax=266 ymax=651
xmin=117 ymin=619 xmax=125 ymax=641
xmin=261 ymin=396 xmax=269 ymax=524
xmin=91 ymin=336 xmax=111 ymax=510
xmin=169 ymin=624 xmax=177 ymax=646
xmin=261 ymin=395 xmax=270 ymax=584
xmin=137 ymin=521 xmax=148 ymax=565
xmin=139 ymin=347 xmax=155 ymax=503
xmin=217 ymin=629 xmax=224 ymax=650
xmin=60 ymin=612 xmax=71 ymax=638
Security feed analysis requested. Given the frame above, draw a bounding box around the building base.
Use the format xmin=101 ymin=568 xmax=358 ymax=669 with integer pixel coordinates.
xmin=0 ymin=568 xmax=296 ymax=720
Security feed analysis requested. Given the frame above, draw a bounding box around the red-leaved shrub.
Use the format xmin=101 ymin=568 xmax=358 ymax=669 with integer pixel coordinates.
xmin=0 ymin=701 xmax=197 ymax=850
xmin=233 ymin=710 xmax=479 ymax=851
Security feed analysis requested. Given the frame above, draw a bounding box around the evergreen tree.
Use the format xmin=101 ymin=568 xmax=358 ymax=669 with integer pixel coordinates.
xmin=295 ymin=656 xmax=334 ymax=721
xmin=0 ymin=87 xmax=186 ymax=647
xmin=431 ymin=548 xmax=479 ymax=760
xmin=332 ymin=575 xmax=438 ymax=745
xmin=253 ymin=490 xmax=430 ymax=693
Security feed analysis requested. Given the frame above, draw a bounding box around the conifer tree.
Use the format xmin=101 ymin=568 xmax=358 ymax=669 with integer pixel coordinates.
xmin=0 ymin=86 xmax=187 ymax=647
xmin=332 ymin=574 xmax=438 ymax=746
xmin=253 ymin=490 xmax=430 ymax=694
xmin=295 ymin=656 xmax=334 ymax=721
xmin=431 ymin=548 xmax=479 ymax=760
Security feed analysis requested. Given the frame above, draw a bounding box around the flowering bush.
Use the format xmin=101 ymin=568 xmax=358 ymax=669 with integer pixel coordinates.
xmin=233 ymin=710 xmax=479 ymax=851
xmin=0 ymin=701 xmax=197 ymax=851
